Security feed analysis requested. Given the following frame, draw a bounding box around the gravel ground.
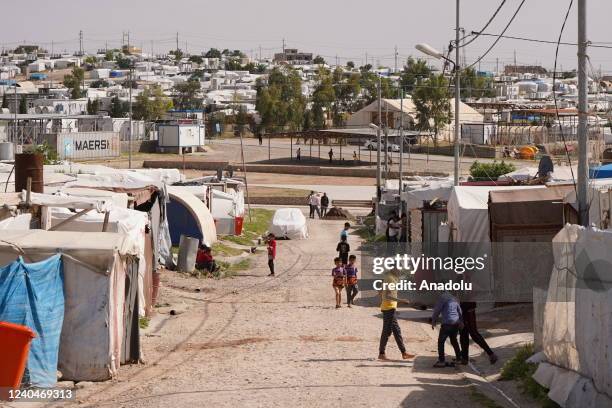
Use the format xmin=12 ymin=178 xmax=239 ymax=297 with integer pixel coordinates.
xmin=67 ymin=210 xmax=487 ymax=408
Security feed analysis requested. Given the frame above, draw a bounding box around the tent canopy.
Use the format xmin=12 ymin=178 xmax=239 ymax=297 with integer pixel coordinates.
xmin=166 ymin=186 xmax=217 ymax=246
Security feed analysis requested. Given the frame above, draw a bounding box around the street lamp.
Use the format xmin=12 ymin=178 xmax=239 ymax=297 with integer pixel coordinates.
xmin=415 ymin=0 xmax=461 ymax=186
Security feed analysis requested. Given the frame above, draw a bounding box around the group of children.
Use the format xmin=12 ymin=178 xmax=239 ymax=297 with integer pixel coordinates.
xmin=331 ymin=223 xmax=359 ymax=308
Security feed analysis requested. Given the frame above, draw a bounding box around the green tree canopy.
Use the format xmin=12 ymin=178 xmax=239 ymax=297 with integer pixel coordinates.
xmin=63 ymin=66 xmax=85 ymax=99
xmin=173 ymin=80 xmax=202 ymax=110
xmin=189 ymin=55 xmax=204 ymax=65
xmin=412 ymin=73 xmax=451 ymax=144
xmin=461 ymin=68 xmax=495 ymax=99
xmin=255 ymin=67 xmax=305 ymax=133
xmin=205 ymin=48 xmax=222 ymax=59
xmin=87 ymin=98 xmax=100 ymax=115
xmin=313 ymin=55 xmax=326 ymax=65
xmin=133 ymin=85 xmax=173 ymax=121
xmin=400 ymin=57 xmax=432 ymax=94
xmin=346 ymin=61 xmax=355 ymax=69
xmin=110 ymin=96 xmax=129 ymax=118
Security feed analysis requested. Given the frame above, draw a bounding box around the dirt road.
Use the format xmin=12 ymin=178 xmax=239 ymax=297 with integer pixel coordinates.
xmin=70 ymin=213 xmax=485 ymax=408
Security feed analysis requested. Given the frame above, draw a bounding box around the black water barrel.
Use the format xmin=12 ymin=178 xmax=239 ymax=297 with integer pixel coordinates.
xmin=14 ymin=153 xmax=44 ymax=193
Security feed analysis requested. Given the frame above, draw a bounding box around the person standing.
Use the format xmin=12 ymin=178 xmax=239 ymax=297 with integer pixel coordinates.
xmin=314 ymin=193 xmax=321 ymax=218
xmin=328 ymin=148 xmax=334 ymax=163
xmin=258 ymin=133 xmax=263 ymax=146
xmin=296 ymin=147 xmax=301 ymax=161
xmin=336 ymin=235 xmax=350 ymax=265
xmin=379 ymin=270 xmax=415 ymax=361
xmin=345 ymin=254 xmax=359 ymax=307
xmin=320 ymin=193 xmax=329 ymax=218
xmin=431 ymin=293 xmax=463 ymax=367
xmin=331 ymin=257 xmax=346 ymax=308
xmin=387 ymin=212 xmax=401 ymax=242
xmin=352 ymin=150 xmax=358 ymax=165
xmin=307 ymin=191 xmax=317 ymax=219
xmin=459 ymin=302 xmax=498 ymax=365
xmin=266 ymin=233 xmax=276 ymax=276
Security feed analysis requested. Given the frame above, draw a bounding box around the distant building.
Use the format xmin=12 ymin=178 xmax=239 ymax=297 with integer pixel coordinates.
xmin=504 ymin=65 xmax=548 ymax=75
xmin=273 ymin=49 xmax=313 ymax=65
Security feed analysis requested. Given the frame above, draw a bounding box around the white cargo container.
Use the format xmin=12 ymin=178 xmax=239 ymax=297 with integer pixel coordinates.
xmin=157 ymin=124 xmax=205 ymax=153
xmin=92 ymin=69 xmax=110 ymax=79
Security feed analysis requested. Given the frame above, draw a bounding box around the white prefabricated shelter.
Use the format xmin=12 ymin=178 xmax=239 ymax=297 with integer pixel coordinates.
xmin=0 ymin=230 xmax=139 ymax=381
xmin=447 ymin=185 xmax=544 ymax=242
xmin=269 ymin=208 xmax=308 ymax=240
xmin=158 ymin=124 xmax=205 ymax=152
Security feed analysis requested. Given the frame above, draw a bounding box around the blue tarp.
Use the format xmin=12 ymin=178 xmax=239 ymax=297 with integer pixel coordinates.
xmin=167 ymin=199 xmax=203 ymax=245
xmin=589 ymin=164 xmax=612 ymax=179
xmin=0 ymin=255 xmax=64 ymax=387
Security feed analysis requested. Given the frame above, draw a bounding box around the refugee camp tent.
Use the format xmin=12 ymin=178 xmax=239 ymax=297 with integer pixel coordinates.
xmin=0 ymin=230 xmax=139 ymax=381
xmin=589 ymin=163 xmax=612 ymax=179
xmin=498 ymin=165 xmax=577 ymax=182
xmin=401 ymin=180 xmax=454 ymax=212
xmin=447 ymin=186 xmax=545 ymax=242
xmin=166 ymin=186 xmax=217 ymax=246
xmin=534 ymin=225 xmax=612 ymax=407
xmin=269 ymin=208 xmax=308 ymax=239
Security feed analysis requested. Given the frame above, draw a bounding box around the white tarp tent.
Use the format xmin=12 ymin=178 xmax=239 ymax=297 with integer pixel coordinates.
xmin=498 ymin=165 xmax=577 ymax=182
xmin=534 ymin=225 xmax=612 ymax=407
xmin=0 ymin=230 xmax=135 ymax=381
xmin=401 ymin=180 xmax=454 ymax=211
xmin=447 ymin=185 xmax=544 ymax=242
xmin=269 ymin=208 xmax=308 ymax=240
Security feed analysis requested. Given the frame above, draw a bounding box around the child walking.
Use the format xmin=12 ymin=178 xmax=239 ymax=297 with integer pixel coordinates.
xmin=345 ymin=255 xmax=359 ymax=307
xmin=431 ymin=292 xmax=463 ymax=367
xmin=266 ymin=233 xmax=276 ymax=276
xmin=331 ymin=257 xmax=346 ymax=308
xmin=336 ymin=236 xmax=350 ymax=265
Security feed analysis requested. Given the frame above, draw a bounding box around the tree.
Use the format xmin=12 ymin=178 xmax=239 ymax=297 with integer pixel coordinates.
xmin=255 ymin=67 xmax=305 ymax=133
xmin=205 ymin=48 xmax=222 ymax=59
xmin=313 ymin=55 xmax=326 ymax=65
xmin=234 ymin=105 xmax=249 ymax=136
xmin=170 ymin=49 xmax=184 ymax=61
xmin=225 ymin=59 xmax=243 ymax=71
xmin=84 ymin=56 xmax=98 ymax=66
xmin=302 ymin=109 xmax=313 ymax=131
xmin=311 ymin=68 xmax=336 ymax=129
xmin=412 ymin=73 xmax=451 ymax=145
xmin=19 ymin=95 xmax=27 ymax=114
xmin=400 ymin=57 xmax=432 ymax=94
xmin=87 ymin=98 xmax=100 ymax=115
xmin=116 ymin=55 xmax=133 ymax=69
xmin=90 ymin=79 xmax=110 ymax=88
xmin=189 ymin=55 xmax=204 ymax=65
xmin=231 ymin=50 xmax=245 ymax=58
xmin=461 ymin=67 xmax=495 ymax=99
xmin=346 ymin=61 xmax=355 ymax=69
xmin=359 ymin=64 xmax=372 ymax=72
xmin=110 ymin=96 xmax=129 ymax=118
xmin=104 ymin=50 xmax=115 ymax=61
xmin=63 ymin=66 xmax=85 ymax=99
xmin=173 ymin=80 xmax=202 ymax=110
xmin=133 ymin=85 xmax=173 ymax=121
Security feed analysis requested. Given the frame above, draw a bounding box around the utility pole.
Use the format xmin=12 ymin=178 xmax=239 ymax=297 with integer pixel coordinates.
xmin=513 ymin=49 xmax=517 ymax=66
xmin=259 ymin=45 xmax=262 ymax=61
xmin=176 ymin=32 xmax=179 ymax=52
xmin=282 ymin=38 xmax=286 ymax=53
xmin=128 ymin=45 xmax=133 ymax=169
xmin=454 ymin=0 xmax=461 ymax=186
xmin=577 ymin=0 xmax=589 ymax=226
xmin=376 ymin=76 xmax=382 ymax=200
xmin=496 ymin=57 xmax=499 ymax=75
xmin=394 ymin=45 xmax=398 ymax=73
xmin=79 ymin=30 xmax=83 ymax=55
xmin=399 ymin=88 xmax=404 ymax=202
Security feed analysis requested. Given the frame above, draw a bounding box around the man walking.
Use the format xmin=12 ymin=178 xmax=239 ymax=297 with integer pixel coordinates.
xmin=320 ymin=193 xmax=329 ymax=218
xmin=296 ymin=147 xmax=301 ymax=161
xmin=459 ymin=302 xmax=498 ymax=365
xmin=258 ymin=133 xmax=263 ymax=146
xmin=328 ymin=148 xmax=334 ymax=163
xmin=308 ymin=191 xmax=318 ymax=219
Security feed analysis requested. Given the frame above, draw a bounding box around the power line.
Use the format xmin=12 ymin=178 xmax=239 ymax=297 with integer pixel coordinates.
xmin=472 ymin=32 xmax=612 ymax=50
xmin=460 ymin=0 xmax=507 ymax=48
xmin=465 ymin=0 xmax=527 ymax=70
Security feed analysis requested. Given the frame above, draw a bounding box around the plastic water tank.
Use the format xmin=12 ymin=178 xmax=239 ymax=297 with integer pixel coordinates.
xmin=0 ymin=142 xmax=14 ymax=160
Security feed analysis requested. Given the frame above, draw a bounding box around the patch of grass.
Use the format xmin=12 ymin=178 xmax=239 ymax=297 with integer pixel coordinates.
xmin=138 ymin=317 xmax=150 ymax=329
xmin=212 ymin=242 xmax=246 ymax=257
xmin=354 ymin=217 xmax=385 ymax=243
xmin=469 ymin=387 xmax=504 ymax=408
xmin=171 ymin=246 xmax=179 ymax=255
xmin=222 ymin=208 xmax=274 ymax=246
xmin=500 ymin=343 xmax=560 ymax=408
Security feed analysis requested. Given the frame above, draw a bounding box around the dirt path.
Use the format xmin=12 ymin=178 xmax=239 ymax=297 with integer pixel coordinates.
xmin=70 ymin=214 xmax=485 ymax=408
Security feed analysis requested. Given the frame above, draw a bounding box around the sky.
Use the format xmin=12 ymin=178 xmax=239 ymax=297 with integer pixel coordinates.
xmin=2 ymin=0 xmax=611 ymax=73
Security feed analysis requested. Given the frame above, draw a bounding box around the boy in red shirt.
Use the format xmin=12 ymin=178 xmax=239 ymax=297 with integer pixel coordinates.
xmin=196 ymin=244 xmax=219 ymax=272
xmin=266 ymin=233 xmax=276 ymax=276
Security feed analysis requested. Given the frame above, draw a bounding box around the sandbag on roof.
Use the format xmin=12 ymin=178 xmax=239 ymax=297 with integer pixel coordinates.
xmin=166 ymin=186 xmax=217 ymax=246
